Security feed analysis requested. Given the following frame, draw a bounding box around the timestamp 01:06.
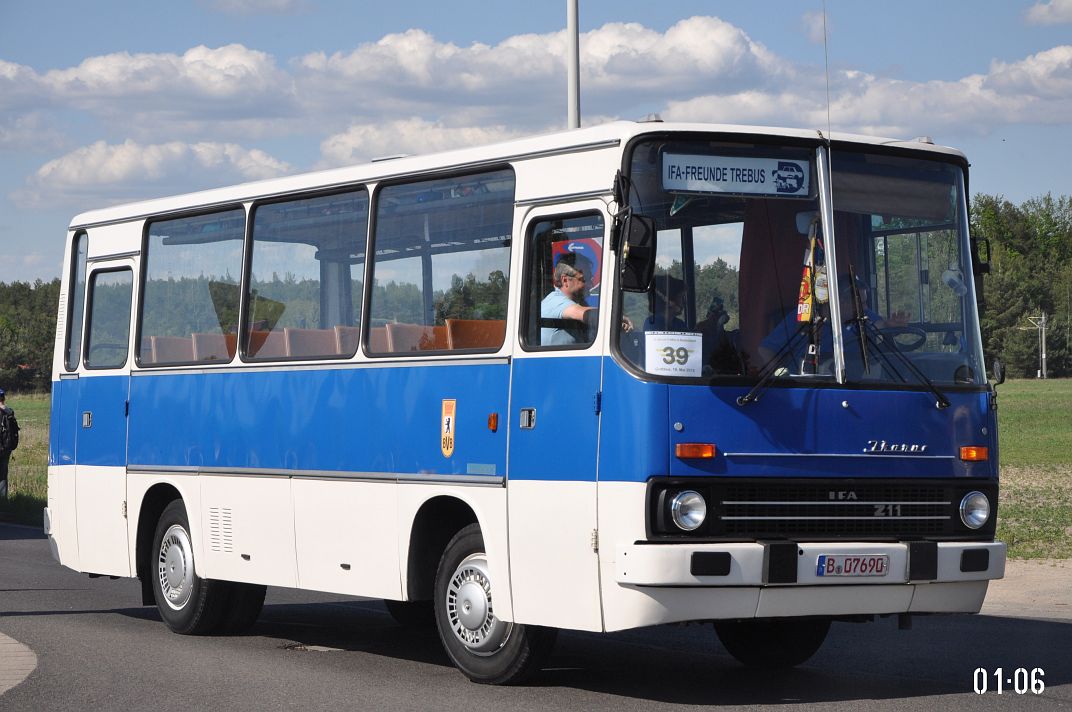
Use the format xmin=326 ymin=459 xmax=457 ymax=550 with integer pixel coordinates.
xmin=973 ymin=668 xmax=1045 ymax=695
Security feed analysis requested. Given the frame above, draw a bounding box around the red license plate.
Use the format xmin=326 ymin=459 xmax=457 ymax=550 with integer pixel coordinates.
xmin=816 ymin=554 xmax=889 ymax=577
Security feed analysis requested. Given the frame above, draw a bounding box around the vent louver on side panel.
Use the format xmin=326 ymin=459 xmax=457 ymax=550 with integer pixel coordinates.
xmin=208 ymin=507 xmax=233 ymax=553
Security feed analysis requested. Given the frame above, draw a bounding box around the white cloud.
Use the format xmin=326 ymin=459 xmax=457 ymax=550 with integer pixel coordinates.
xmin=19 ymin=253 xmax=48 ymax=269
xmin=5 ymin=17 xmax=1072 ymax=212
xmin=986 ymin=45 xmax=1072 ymax=100
xmin=0 ymin=59 xmax=46 ymax=112
xmin=13 ymin=139 xmax=291 ymax=207
xmin=801 ymin=10 xmax=828 ymax=45
xmin=294 ymin=17 xmax=783 ymax=128
xmin=46 ymin=44 xmax=290 ymax=105
xmin=0 ymin=45 xmax=298 ymax=136
xmin=0 ymin=113 xmax=65 ymax=152
xmin=318 ymin=118 xmax=524 ymax=167
xmin=1026 ymin=0 xmax=1072 ymax=24
xmin=665 ymin=43 xmax=1072 ymax=139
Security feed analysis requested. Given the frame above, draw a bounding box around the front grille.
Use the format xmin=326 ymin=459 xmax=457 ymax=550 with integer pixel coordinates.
xmin=648 ymin=477 xmax=998 ymax=541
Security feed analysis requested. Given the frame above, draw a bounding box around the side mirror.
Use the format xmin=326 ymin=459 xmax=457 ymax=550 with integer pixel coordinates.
xmin=619 ymin=213 xmax=657 ymax=292
xmin=991 ymin=357 xmax=1005 ymax=385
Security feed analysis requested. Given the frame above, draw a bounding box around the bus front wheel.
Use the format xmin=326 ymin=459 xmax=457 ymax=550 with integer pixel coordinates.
xmin=433 ymin=523 xmax=556 ymax=684
xmin=714 ymin=617 xmax=830 ymax=669
xmin=151 ymin=500 xmax=229 ymax=635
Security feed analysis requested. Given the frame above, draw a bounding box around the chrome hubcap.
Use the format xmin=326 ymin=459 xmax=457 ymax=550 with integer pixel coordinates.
xmin=446 ymin=553 xmax=511 ymax=655
xmin=158 ymin=524 xmax=194 ymax=610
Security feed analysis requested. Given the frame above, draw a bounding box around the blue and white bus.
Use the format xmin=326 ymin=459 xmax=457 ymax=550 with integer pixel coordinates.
xmin=46 ymin=121 xmax=1005 ymax=683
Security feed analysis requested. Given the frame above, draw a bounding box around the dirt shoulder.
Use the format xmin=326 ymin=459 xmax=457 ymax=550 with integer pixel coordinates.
xmin=980 ymin=558 xmax=1072 ymax=620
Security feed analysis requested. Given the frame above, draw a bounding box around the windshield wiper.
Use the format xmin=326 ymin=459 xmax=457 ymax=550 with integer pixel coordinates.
xmin=843 ymin=267 xmax=950 ymax=409
xmin=854 ymin=319 xmax=951 ymax=409
xmin=737 ymin=318 xmax=823 ymax=406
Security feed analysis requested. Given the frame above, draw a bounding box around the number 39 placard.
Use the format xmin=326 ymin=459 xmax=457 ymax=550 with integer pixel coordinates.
xmin=644 ymin=332 xmax=703 ymax=377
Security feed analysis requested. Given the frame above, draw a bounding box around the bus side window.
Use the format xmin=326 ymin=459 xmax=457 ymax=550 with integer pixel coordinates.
xmin=140 ymin=209 xmax=245 ymax=366
xmin=85 ymin=269 xmax=133 ymax=369
xmin=64 ymin=231 xmax=89 ymax=371
xmin=367 ymin=169 xmax=514 ymax=354
xmin=244 ymin=189 xmax=369 ymax=361
xmin=523 ymin=213 xmax=604 ymax=350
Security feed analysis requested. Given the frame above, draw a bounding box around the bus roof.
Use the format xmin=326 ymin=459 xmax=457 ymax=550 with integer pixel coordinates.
xmin=69 ymin=121 xmax=968 ymax=230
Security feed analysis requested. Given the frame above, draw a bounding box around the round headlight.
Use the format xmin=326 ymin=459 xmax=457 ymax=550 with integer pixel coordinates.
xmin=959 ymin=491 xmax=990 ymax=529
xmin=670 ymin=490 xmax=707 ymax=531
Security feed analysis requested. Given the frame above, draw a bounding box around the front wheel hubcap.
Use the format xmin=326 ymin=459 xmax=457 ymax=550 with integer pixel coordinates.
xmin=446 ymin=553 xmax=511 ymax=655
xmin=158 ymin=524 xmax=194 ymax=610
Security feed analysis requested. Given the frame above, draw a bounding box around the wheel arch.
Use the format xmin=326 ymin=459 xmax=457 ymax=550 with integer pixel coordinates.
xmin=135 ymin=482 xmax=183 ymax=605
xmin=404 ymin=495 xmax=479 ymax=603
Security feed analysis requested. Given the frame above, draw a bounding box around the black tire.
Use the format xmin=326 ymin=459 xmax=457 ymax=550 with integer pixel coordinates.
xmin=714 ymin=617 xmax=831 ymax=669
xmin=151 ymin=500 xmax=229 ymax=635
xmin=433 ymin=524 xmax=556 ymax=684
xmin=217 ymin=582 xmax=267 ymax=634
xmin=384 ymin=599 xmax=435 ymax=629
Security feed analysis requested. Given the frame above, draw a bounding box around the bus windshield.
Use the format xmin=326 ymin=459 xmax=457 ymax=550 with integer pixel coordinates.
xmin=617 ymin=139 xmax=986 ymax=388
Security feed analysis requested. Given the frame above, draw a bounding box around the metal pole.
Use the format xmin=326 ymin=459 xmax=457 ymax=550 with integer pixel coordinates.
xmin=567 ymin=0 xmax=580 ymax=129
xmin=1025 ymin=314 xmax=1047 ymax=378
xmin=1041 ymin=312 xmax=1048 ymax=378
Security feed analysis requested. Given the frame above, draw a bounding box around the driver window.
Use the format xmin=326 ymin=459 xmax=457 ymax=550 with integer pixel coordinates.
xmin=522 ymin=213 xmax=604 ymax=349
xmin=85 ymin=269 xmax=133 ymax=369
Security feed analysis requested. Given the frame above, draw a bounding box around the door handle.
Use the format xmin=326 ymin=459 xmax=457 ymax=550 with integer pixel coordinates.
xmin=519 ymin=408 xmax=536 ymax=429
xmin=82 ymin=411 xmax=93 ymax=428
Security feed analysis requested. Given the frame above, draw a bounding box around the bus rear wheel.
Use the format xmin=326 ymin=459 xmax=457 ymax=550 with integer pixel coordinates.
xmin=151 ymin=500 xmax=228 ymax=635
xmin=714 ymin=617 xmax=830 ymax=669
xmin=433 ymin=523 xmax=556 ymax=684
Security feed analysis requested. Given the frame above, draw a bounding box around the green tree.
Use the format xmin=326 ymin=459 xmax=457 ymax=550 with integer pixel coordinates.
xmin=972 ymin=194 xmax=1071 ymax=377
xmin=0 ymin=278 xmax=60 ymax=392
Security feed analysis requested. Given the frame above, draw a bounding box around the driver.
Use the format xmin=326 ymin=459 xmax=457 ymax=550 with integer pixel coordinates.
xmin=758 ymin=272 xmax=906 ymax=371
xmin=541 ymin=253 xmax=595 ymax=345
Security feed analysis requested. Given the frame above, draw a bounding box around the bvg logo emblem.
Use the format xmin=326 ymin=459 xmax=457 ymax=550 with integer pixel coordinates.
xmin=441 ymin=399 xmax=456 ymax=458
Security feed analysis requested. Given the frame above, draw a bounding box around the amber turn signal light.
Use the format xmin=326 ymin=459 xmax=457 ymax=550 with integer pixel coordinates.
xmin=959 ymin=446 xmax=989 ymax=461
xmin=675 ymin=443 xmax=717 ymax=459
xmin=488 ymin=413 xmax=499 ymax=432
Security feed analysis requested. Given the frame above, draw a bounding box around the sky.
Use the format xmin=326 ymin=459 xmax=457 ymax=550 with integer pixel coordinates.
xmin=2 ymin=0 xmax=1071 ymax=283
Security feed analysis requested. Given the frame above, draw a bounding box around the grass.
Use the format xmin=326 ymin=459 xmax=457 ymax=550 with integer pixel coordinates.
xmin=0 ymin=392 xmax=49 ymax=526
xmin=996 ymin=378 xmax=1072 ymax=467
xmin=994 ymin=378 xmax=1072 ymax=559
xmin=2 ymin=381 xmax=1070 ymax=558
xmin=997 ymin=465 xmax=1072 ymax=559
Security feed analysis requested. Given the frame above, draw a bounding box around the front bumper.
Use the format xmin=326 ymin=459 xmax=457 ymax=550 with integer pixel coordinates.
xmin=598 ymin=482 xmax=1006 ymax=629
xmin=608 ymin=539 xmax=1005 ymax=622
xmin=617 ymin=540 xmax=1006 ymax=587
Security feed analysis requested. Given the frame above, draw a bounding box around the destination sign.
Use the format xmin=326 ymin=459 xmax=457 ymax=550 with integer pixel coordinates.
xmin=663 ymin=153 xmax=811 ymax=197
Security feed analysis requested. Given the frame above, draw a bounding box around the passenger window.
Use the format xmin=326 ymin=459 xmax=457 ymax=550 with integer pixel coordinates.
xmin=85 ymin=269 xmax=133 ymax=369
xmin=522 ymin=214 xmax=604 ymax=349
xmin=140 ymin=209 xmax=245 ymax=366
xmin=245 ymin=189 xmax=369 ymax=360
xmin=367 ymin=169 xmax=514 ymax=354
xmin=65 ymin=231 xmax=89 ymax=371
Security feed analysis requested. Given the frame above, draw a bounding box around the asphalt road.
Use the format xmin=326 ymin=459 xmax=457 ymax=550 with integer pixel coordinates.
xmin=2 ymin=522 xmax=1070 ymax=711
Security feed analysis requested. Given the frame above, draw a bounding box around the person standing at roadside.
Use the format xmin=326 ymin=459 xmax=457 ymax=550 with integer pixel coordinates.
xmin=0 ymin=388 xmax=18 ymax=501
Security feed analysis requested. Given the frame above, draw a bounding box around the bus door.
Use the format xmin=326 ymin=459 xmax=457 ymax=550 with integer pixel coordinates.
xmin=507 ymin=206 xmax=608 ymax=631
xmin=73 ymin=258 xmax=135 ymax=576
